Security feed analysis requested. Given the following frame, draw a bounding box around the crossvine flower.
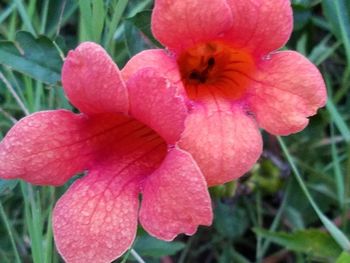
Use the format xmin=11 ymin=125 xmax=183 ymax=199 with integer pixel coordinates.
xmin=0 ymin=43 xmax=212 ymax=263
xmin=123 ymin=0 xmax=327 ymax=186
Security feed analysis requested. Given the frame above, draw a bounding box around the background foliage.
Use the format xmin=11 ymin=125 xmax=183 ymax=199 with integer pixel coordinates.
xmin=0 ymin=0 xmax=350 ymax=262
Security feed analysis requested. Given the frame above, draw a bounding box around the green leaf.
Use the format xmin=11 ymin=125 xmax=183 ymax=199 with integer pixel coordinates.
xmin=336 ymin=252 xmax=350 ymax=263
xmin=0 ymin=31 xmax=62 ymax=85
xmin=125 ymin=10 xmax=161 ymax=47
xmin=214 ymin=202 xmax=249 ymax=239
xmin=277 ymin=137 xmax=350 ymax=251
xmin=123 ymin=10 xmax=162 ymax=57
xmin=293 ymin=0 xmax=320 ymax=8
xmin=293 ymin=5 xmax=312 ymax=31
xmin=124 ymin=19 xmax=154 ymax=57
xmin=133 ymin=235 xmax=185 ymax=258
xmin=254 ymin=228 xmax=342 ymax=258
xmin=0 ymin=179 xmax=18 ymax=195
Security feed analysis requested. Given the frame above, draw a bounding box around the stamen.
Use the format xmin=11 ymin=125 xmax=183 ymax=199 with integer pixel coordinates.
xmin=189 ymin=71 xmax=201 ymax=80
xmin=207 ymin=57 xmax=215 ymax=68
xmin=188 ymin=57 xmax=216 ymax=84
xmin=189 ymin=70 xmax=206 ymax=83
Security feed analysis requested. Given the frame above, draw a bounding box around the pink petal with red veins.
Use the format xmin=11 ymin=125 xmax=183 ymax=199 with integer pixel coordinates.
xmin=122 ymin=49 xmax=181 ymax=83
xmin=139 ymin=148 xmax=212 ymax=241
xmin=152 ymin=0 xmax=233 ymax=53
xmin=224 ymin=0 xmax=293 ymax=55
xmin=62 ymin=42 xmax=128 ymax=115
xmin=246 ymin=51 xmax=327 ymax=136
xmin=0 ymin=110 xmax=167 ymax=186
xmin=53 ymin=165 xmax=140 ymax=263
xmin=127 ymin=68 xmax=187 ymax=144
xmin=179 ymin=101 xmax=263 ymax=186
xmin=53 ymin=120 xmax=168 ymax=262
xmin=0 ymin=110 xmax=91 ymax=186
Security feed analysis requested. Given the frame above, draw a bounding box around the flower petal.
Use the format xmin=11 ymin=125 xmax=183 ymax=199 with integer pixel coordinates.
xmin=152 ymin=0 xmax=233 ymax=52
xmin=122 ymin=49 xmax=181 ymax=83
xmin=126 ymin=68 xmax=187 ymax=144
xmin=224 ymin=0 xmax=293 ymax=55
xmin=62 ymin=42 xmax=128 ymax=115
xmin=0 ymin=110 xmax=167 ymax=186
xmin=139 ymin=148 xmax=212 ymax=241
xmin=0 ymin=110 xmax=91 ymax=185
xmin=53 ymin=125 xmax=167 ymax=262
xmin=53 ymin=166 xmax=140 ymax=263
xmin=246 ymin=51 xmax=327 ymax=135
xmin=179 ymin=101 xmax=263 ymax=186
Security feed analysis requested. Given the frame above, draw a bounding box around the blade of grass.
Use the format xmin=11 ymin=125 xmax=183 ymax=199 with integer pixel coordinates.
xmin=128 ymin=0 xmax=152 ymax=17
xmin=104 ymin=0 xmax=129 ymax=50
xmin=8 ymin=7 xmax=18 ymax=40
xmin=327 ymin=99 xmax=350 ymax=143
xmin=92 ymin=0 xmax=105 ymax=43
xmin=323 ymin=0 xmax=350 ymax=66
xmin=0 ymin=72 xmax=30 ymax=116
xmin=178 ymin=235 xmax=196 ymax=263
xmin=40 ymin=0 xmax=50 ymax=34
xmin=0 ymin=201 xmax=21 ymax=263
xmin=334 ymin=67 xmax=350 ymax=104
xmin=20 ymin=183 xmax=36 ymax=262
xmin=27 ymin=0 xmax=37 ymax=22
xmin=24 ymin=77 xmax=34 ymax=112
xmin=14 ymin=0 xmax=36 ymax=36
xmin=4 ymin=68 xmax=26 ymax=105
xmin=277 ymin=136 xmax=350 ymax=252
xmin=344 ymin=145 xmax=350 ymax=230
xmin=44 ymin=211 xmax=53 ymax=263
xmin=51 ymin=0 xmax=67 ymax=38
xmin=310 ymin=40 xmax=341 ymax=67
xmin=333 ymin=0 xmax=350 ymax=66
xmin=34 ymin=82 xmax=43 ymax=112
xmin=44 ymin=187 xmax=56 ymax=263
xmin=29 ymin=186 xmax=44 ymax=263
xmin=120 ymin=249 xmax=132 ymax=263
xmin=0 ymin=2 xmax=16 ymax=24
xmin=79 ymin=0 xmax=93 ymax=41
xmin=130 ymin=249 xmax=146 ymax=263
xmin=330 ymin=123 xmax=345 ymax=208
xmin=20 ymin=183 xmax=47 ymax=263
xmin=261 ymin=182 xmax=291 ymax=256
xmin=256 ymin=191 xmax=263 ymax=263
xmin=48 ymin=0 xmax=78 ymax=38
xmin=0 ymin=107 xmax=17 ymax=124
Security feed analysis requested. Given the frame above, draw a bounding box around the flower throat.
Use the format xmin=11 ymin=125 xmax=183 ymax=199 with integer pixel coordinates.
xmin=177 ymin=41 xmax=255 ymax=100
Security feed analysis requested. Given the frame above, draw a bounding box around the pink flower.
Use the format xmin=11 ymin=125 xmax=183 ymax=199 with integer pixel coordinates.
xmin=0 ymin=43 xmax=212 ymax=263
xmin=123 ymin=0 xmax=327 ymax=186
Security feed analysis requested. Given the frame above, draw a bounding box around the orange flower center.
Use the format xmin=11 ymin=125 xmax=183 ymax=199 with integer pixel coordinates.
xmin=177 ymin=41 xmax=255 ymax=100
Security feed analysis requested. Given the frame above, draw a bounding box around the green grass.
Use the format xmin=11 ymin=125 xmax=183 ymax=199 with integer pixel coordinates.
xmin=0 ymin=0 xmax=350 ymax=262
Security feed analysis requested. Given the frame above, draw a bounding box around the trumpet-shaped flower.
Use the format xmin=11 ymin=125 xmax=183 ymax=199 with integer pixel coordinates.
xmin=123 ymin=0 xmax=327 ymax=186
xmin=0 ymin=43 xmax=212 ymax=263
